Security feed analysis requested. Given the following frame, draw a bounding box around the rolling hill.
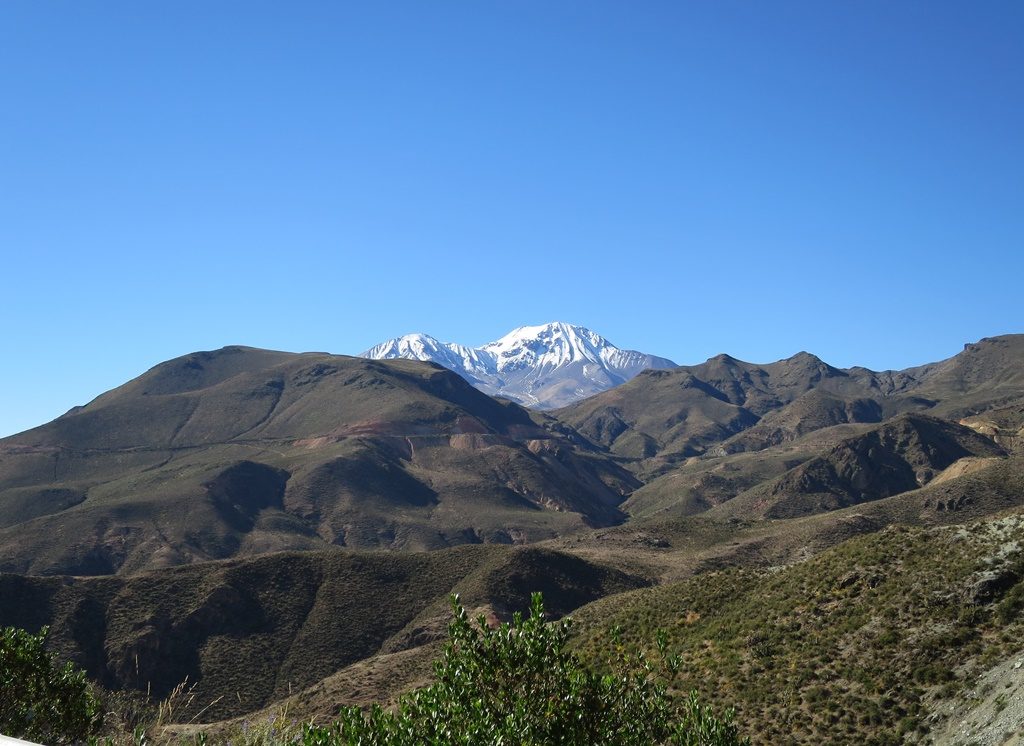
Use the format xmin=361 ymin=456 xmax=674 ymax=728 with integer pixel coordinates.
xmin=0 ymin=347 xmax=637 ymax=575
xmin=568 ymin=506 xmax=1024 ymax=745
xmin=713 ymin=414 xmax=1008 ymax=520
xmin=556 ymin=335 xmax=1024 ymax=476
xmin=0 ymin=543 xmax=647 ymax=722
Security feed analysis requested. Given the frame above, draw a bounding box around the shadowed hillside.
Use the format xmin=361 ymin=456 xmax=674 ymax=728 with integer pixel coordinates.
xmin=546 ymin=455 xmax=1024 ymax=587
xmin=554 ymin=336 xmax=1024 ymax=480
xmin=912 ymin=336 xmax=1024 ymax=417
xmin=4 ymin=338 xmax=1021 ymax=576
xmin=0 ymin=347 xmax=637 ymax=575
xmin=0 ymin=544 xmax=646 ymax=722
xmin=715 ymin=414 xmax=1007 ymax=520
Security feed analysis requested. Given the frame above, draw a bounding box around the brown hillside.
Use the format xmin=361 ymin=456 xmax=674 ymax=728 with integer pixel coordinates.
xmin=710 ymin=414 xmax=1007 ymax=521
xmin=0 ymin=347 xmax=636 ymax=575
xmin=0 ymin=543 xmax=646 ymax=723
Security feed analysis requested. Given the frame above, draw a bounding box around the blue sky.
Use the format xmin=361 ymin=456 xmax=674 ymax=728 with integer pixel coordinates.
xmin=2 ymin=1 xmax=1022 ymax=437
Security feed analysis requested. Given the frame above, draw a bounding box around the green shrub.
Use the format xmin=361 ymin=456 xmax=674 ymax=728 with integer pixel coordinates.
xmin=0 ymin=625 xmax=104 ymax=744
xmin=303 ymin=593 xmax=746 ymax=745
xmin=995 ymin=582 xmax=1024 ymax=624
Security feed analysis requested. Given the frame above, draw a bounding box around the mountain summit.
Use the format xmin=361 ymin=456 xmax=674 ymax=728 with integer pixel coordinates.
xmin=361 ymin=322 xmax=677 ymax=408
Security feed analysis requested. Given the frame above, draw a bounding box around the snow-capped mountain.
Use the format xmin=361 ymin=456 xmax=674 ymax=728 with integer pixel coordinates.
xmin=360 ymin=322 xmax=678 ymax=409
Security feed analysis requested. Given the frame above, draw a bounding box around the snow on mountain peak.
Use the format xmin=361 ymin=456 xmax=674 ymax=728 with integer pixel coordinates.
xmin=366 ymin=333 xmax=440 ymax=357
xmin=360 ymin=322 xmax=677 ymax=409
xmin=482 ymin=322 xmax=622 ymax=371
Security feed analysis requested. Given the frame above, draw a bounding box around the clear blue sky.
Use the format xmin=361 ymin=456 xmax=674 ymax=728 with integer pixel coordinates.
xmin=2 ymin=1 xmax=1022 ymax=437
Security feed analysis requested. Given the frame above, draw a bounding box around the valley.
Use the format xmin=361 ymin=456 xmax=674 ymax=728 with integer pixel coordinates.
xmin=2 ymin=332 xmax=1023 ymax=743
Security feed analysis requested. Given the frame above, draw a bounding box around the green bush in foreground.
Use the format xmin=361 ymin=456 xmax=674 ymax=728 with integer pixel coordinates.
xmin=0 ymin=625 xmax=104 ymax=744
xmin=303 ymin=593 xmax=746 ymax=746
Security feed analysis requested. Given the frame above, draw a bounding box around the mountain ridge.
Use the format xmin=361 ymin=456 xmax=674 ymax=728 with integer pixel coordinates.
xmin=3 ymin=334 xmax=1024 ymax=743
xmin=0 ymin=347 xmax=638 ymax=575
xmin=361 ymin=322 xmax=677 ymax=409
xmin=556 ymin=335 xmax=1024 ymax=472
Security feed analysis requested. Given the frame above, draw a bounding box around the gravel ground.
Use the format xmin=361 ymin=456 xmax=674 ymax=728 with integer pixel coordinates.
xmin=931 ymin=652 xmax=1024 ymax=745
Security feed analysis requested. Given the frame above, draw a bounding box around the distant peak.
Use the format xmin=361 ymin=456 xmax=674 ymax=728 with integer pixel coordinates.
xmin=708 ymin=353 xmax=739 ymax=364
xmin=391 ymin=332 xmax=439 ymax=342
xmin=486 ymin=321 xmax=600 ymax=344
xmin=515 ymin=321 xmax=589 ymax=334
xmin=783 ymin=351 xmax=824 ymax=364
xmin=359 ymin=333 xmax=449 ymax=360
xmin=407 ymin=332 xmax=443 ymax=344
xmin=360 ymin=322 xmax=677 ymax=408
xmin=480 ymin=323 xmax=630 ymax=364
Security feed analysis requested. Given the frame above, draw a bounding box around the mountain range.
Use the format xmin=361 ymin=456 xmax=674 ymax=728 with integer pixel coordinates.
xmin=3 ymin=334 xmax=1022 ymax=577
xmin=2 ymin=331 xmax=1024 ymax=743
xmin=361 ymin=321 xmax=677 ymax=408
xmin=0 ymin=348 xmax=637 ymax=575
